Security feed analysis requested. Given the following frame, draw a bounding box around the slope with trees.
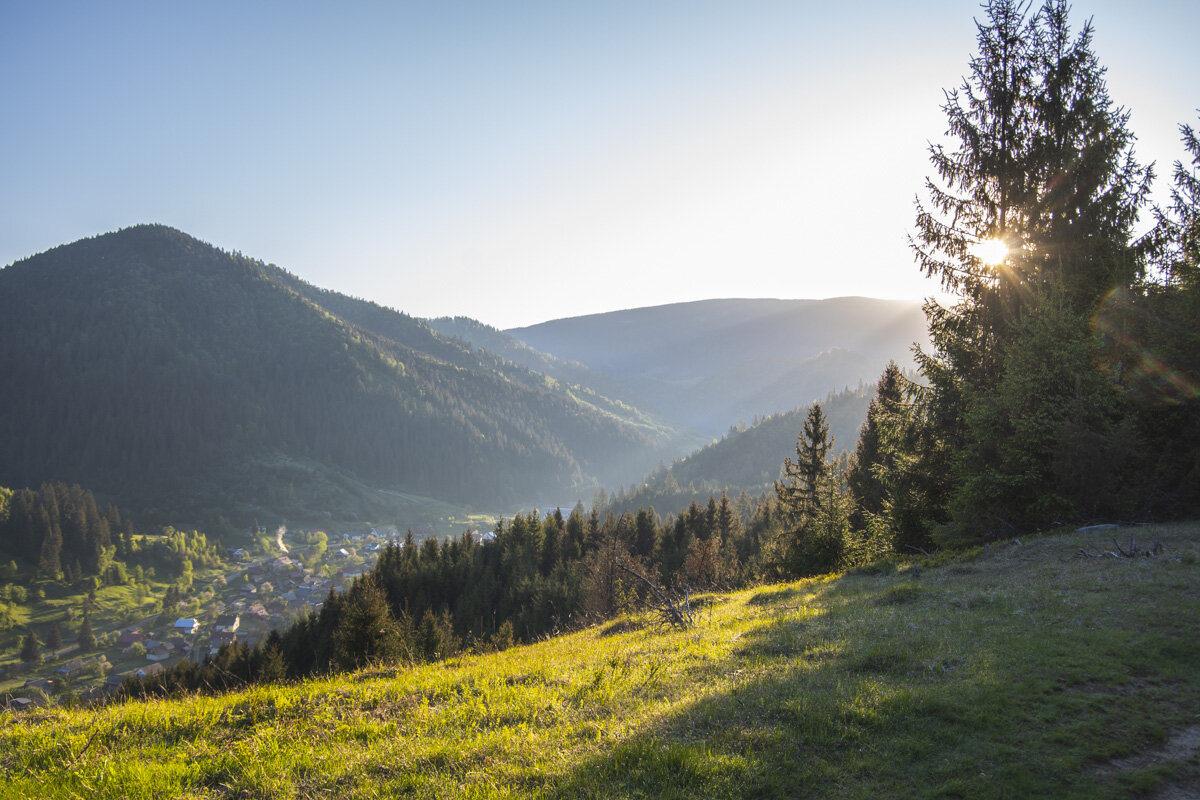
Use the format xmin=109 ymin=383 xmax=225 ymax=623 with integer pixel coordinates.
xmin=0 ymin=226 xmax=682 ymax=527
xmin=875 ymin=0 xmax=1200 ymax=544
xmin=506 ymin=297 xmax=928 ymax=437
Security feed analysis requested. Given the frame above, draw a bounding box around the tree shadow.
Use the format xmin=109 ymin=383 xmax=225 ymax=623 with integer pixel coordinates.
xmin=545 ymin=563 xmax=1196 ymax=800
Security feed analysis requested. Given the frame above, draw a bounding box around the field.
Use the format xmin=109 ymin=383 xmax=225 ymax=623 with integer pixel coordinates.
xmin=2 ymin=523 xmax=1198 ymax=799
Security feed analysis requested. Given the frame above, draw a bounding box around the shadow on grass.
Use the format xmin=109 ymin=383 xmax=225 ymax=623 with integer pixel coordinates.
xmin=547 ymin=557 xmax=1200 ymax=800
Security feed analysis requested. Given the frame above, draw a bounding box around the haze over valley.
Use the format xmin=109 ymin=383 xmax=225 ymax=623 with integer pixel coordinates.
xmin=0 ymin=225 xmax=922 ymax=532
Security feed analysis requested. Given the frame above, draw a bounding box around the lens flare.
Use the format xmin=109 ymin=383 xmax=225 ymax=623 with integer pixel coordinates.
xmin=970 ymin=238 xmax=1009 ymax=265
xmin=1091 ymin=288 xmax=1200 ymax=405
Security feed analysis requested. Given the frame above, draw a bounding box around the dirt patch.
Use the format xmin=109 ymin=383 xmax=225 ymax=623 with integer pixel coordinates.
xmin=1094 ymin=723 xmax=1200 ymax=799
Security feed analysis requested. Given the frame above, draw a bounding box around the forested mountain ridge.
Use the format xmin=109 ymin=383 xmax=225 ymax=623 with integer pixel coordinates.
xmin=425 ymin=315 xmax=664 ymax=428
xmin=603 ymin=384 xmax=873 ymax=517
xmin=0 ymin=225 xmax=679 ymax=527
xmin=506 ymin=297 xmax=928 ymax=436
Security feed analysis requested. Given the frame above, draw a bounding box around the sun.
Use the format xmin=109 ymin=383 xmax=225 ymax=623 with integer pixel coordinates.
xmin=971 ymin=237 xmax=1009 ymax=265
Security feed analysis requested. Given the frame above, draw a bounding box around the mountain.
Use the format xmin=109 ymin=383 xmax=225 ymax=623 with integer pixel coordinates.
xmin=507 ymin=298 xmax=928 ymax=436
xmin=424 ymin=315 xmax=672 ymax=433
xmin=604 ymin=384 xmax=873 ymax=516
xmin=0 ymin=225 xmax=680 ymax=529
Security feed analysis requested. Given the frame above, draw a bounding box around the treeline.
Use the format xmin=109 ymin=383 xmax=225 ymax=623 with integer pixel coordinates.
xmin=0 ymin=482 xmax=223 ymax=593
xmin=758 ymin=1 xmax=1200 ymax=575
xmin=764 ymin=0 xmax=1200 ymax=570
xmin=0 ymin=483 xmax=130 ymax=584
xmin=124 ymin=496 xmax=792 ymax=697
xmin=894 ymin=0 xmax=1200 ymax=543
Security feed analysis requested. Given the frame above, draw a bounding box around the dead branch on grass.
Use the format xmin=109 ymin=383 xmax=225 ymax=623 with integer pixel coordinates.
xmin=615 ymin=561 xmax=694 ymax=630
xmin=1076 ymin=532 xmax=1164 ymax=559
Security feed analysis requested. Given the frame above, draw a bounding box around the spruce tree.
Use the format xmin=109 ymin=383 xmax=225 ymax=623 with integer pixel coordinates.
xmin=775 ymin=403 xmax=846 ymax=575
xmin=78 ymin=612 xmax=96 ymax=653
xmin=46 ymin=620 xmax=63 ymax=652
xmin=910 ymin=0 xmax=1151 ymax=540
xmin=333 ymin=577 xmax=405 ymax=671
xmin=19 ymin=630 xmax=40 ymax=663
xmin=776 ymin=403 xmax=832 ymax=524
xmin=847 ymin=362 xmax=907 ymax=525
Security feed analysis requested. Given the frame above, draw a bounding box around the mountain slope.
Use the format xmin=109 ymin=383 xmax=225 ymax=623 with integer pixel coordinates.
xmin=507 ymin=297 xmax=928 ymax=436
xmin=605 ymin=384 xmax=873 ymax=515
xmin=4 ymin=522 xmax=1197 ymax=798
xmin=0 ymin=225 xmax=676 ymax=526
xmin=426 ymin=316 xmax=660 ymax=420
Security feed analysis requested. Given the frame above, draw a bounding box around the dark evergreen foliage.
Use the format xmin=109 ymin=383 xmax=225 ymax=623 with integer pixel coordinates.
xmin=775 ymin=405 xmax=849 ymax=576
xmin=0 ymin=483 xmax=129 ymax=582
xmin=19 ymin=629 xmax=40 ymax=663
xmin=45 ymin=621 xmax=63 ymax=652
xmin=77 ymin=613 xmax=95 ymax=653
xmin=901 ymin=0 xmax=1197 ymax=541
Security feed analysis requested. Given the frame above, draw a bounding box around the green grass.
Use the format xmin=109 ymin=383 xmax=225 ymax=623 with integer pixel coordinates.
xmin=3 ymin=523 xmax=1199 ymax=799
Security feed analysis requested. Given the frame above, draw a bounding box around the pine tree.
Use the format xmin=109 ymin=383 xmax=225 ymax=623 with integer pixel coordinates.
xmin=19 ymin=630 xmax=40 ymax=663
xmin=847 ymin=362 xmax=907 ymax=526
xmin=910 ymin=0 xmax=1151 ymax=540
xmin=1154 ymin=116 xmax=1200 ymax=291
xmin=46 ymin=621 xmax=63 ymax=652
xmin=78 ymin=612 xmax=96 ymax=653
xmin=776 ymin=403 xmax=833 ymax=524
xmin=1117 ymin=114 xmax=1200 ymax=515
xmin=333 ymin=577 xmax=406 ymax=671
xmin=775 ymin=403 xmax=847 ymax=575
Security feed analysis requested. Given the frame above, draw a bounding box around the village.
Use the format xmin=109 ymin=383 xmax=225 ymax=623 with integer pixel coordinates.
xmin=2 ymin=528 xmax=390 ymax=710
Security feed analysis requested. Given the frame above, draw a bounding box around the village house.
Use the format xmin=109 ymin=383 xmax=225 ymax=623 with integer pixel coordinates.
xmin=117 ymin=629 xmax=145 ymax=648
xmin=146 ymin=643 xmax=174 ymax=662
xmin=55 ymin=659 xmax=85 ymax=679
xmin=214 ymin=613 xmax=240 ymax=633
xmin=134 ymin=663 xmax=164 ymax=679
xmin=23 ymin=677 xmax=54 ymax=694
xmin=6 ymin=696 xmax=40 ymax=711
xmin=173 ymin=618 xmax=199 ymax=635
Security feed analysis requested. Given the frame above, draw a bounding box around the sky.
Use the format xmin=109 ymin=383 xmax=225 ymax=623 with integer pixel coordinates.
xmin=2 ymin=1 xmax=1197 ymax=330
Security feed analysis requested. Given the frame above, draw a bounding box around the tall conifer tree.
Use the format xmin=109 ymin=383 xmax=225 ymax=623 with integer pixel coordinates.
xmin=910 ymin=0 xmax=1150 ymax=539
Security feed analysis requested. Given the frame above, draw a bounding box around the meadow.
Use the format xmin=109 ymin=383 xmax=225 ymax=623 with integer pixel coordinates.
xmin=2 ymin=522 xmax=1197 ymax=799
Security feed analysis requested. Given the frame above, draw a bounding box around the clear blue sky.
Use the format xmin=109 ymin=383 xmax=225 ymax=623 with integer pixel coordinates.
xmin=2 ymin=1 xmax=1196 ymax=329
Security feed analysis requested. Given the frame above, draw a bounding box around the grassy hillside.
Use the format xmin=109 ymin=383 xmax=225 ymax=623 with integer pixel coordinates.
xmin=4 ymin=522 xmax=1198 ymax=798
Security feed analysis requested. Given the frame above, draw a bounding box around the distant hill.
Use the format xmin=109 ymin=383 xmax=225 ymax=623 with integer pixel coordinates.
xmin=0 ymin=226 xmax=680 ymax=529
xmin=425 ymin=315 xmax=673 ymax=434
xmin=507 ymin=297 xmax=928 ymax=436
xmin=604 ymin=384 xmax=873 ymax=517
